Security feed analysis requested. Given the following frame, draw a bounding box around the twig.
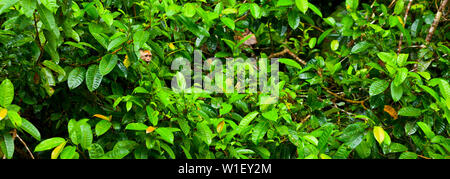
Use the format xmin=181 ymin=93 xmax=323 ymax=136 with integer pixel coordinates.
xmin=425 ymin=0 xmax=449 ymax=45
xmin=15 ymin=134 xmax=35 ymax=159
xmin=321 ymin=84 xmax=369 ymax=110
xmin=33 ymin=10 xmax=44 ymax=64
xmin=397 ymin=0 xmax=414 ymax=54
xmin=268 ymin=47 xmax=307 ymax=65
xmin=388 ymin=0 xmax=397 ymax=8
xmin=417 ymin=154 xmax=431 ymax=159
xmin=300 ymin=114 xmax=311 ymax=123
xmin=234 ymin=13 xmax=248 ymax=22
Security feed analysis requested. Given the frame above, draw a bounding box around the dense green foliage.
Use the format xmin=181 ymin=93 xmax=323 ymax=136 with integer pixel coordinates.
xmin=0 ymin=0 xmax=448 ymax=159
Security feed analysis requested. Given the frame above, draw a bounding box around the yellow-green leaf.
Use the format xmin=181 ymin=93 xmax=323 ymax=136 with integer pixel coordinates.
xmin=373 ymin=126 xmax=385 ymax=144
xmin=51 ymin=141 xmax=66 ymax=159
xmin=217 ymin=121 xmax=225 ymax=134
xmin=0 ymin=107 xmax=7 ymax=120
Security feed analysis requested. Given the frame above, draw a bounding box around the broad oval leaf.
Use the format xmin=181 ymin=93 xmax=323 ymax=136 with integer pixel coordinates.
xmin=373 ymin=126 xmax=385 ymax=144
xmin=250 ymin=3 xmax=261 ymax=19
xmin=391 ymin=82 xmax=403 ymax=102
xmin=279 ymin=58 xmax=302 ymax=70
xmin=125 ymin=123 xmax=148 ymax=131
xmin=79 ymin=122 xmax=93 ymax=150
xmin=217 ymin=121 xmax=225 ymax=134
xmin=197 ymin=122 xmax=213 ymax=146
xmin=2 ymin=132 xmax=14 ymax=159
xmin=68 ymin=67 xmax=86 ymax=90
xmin=0 ymin=79 xmax=14 ymax=107
xmin=85 ymin=65 xmax=103 ymax=92
xmin=398 ymin=107 xmax=421 ymax=117
xmin=99 ymin=54 xmax=119 ymax=75
xmin=220 ymin=17 xmax=235 ymax=30
xmin=35 ymin=137 xmax=66 ymax=152
xmin=155 ymin=127 xmax=174 ymax=144
xmin=51 ymin=141 xmax=66 ymax=159
xmin=238 ymin=111 xmax=259 ymax=128
xmin=393 ymin=68 xmax=408 ymax=86
xmin=331 ymin=40 xmax=339 ymax=51
xmin=20 ymin=118 xmax=41 ymax=141
xmin=37 ymin=3 xmax=59 ymax=38
xmin=107 ymin=36 xmax=128 ymax=51
xmin=295 ymin=0 xmax=309 ymax=14
xmin=351 ymin=41 xmax=371 ymax=54
xmin=369 ymin=80 xmax=389 ymax=96
xmin=416 ymin=122 xmax=435 ymax=139
xmin=95 ymin=120 xmax=111 ymax=136
xmin=42 ymin=60 xmax=65 ymax=77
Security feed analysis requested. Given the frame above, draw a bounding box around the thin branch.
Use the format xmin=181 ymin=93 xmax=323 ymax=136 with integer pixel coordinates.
xmin=15 ymin=134 xmax=35 ymax=159
xmin=300 ymin=114 xmax=311 ymax=123
xmin=417 ymin=154 xmax=431 ymax=159
xmin=33 ymin=10 xmax=44 ymax=64
xmin=388 ymin=0 xmax=397 ymax=8
xmin=268 ymin=47 xmax=307 ymax=65
xmin=425 ymin=0 xmax=449 ymax=45
xmin=321 ymin=84 xmax=369 ymax=110
xmin=397 ymin=0 xmax=414 ymax=54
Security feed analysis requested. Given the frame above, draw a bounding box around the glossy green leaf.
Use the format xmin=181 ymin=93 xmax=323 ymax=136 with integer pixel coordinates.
xmin=369 ymin=80 xmax=389 ymax=96
xmin=393 ymin=68 xmax=408 ymax=86
xmin=183 ymin=3 xmax=196 ymax=17
xmin=2 ymin=132 xmax=14 ymax=159
xmin=219 ymin=103 xmax=233 ymax=116
xmin=279 ymin=58 xmax=302 ymax=70
xmin=107 ymin=36 xmax=128 ymax=51
xmin=68 ymin=67 xmax=86 ymax=90
xmin=262 ymin=109 xmax=278 ymax=121
xmin=307 ymin=3 xmax=322 ymax=18
xmin=295 ymin=0 xmax=308 ymax=14
xmin=417 ymin=122 xmax=435 ymax=139
xmin=288 ymin=10 xmax=300 ymax=29
xmin=238 ymin=111 xmax=259 ymax=128
xmin=220 ymin=17 xmax=235 ymax=30
xmin=398 ymin=107 xmax=421 ymax=117
xmin=85 ymin=65 xmax=103 ymax=92
xmin=252 ymin=121 xmax=269 ymax=145
xmin=95 ymin=120 xmax=111 ymax=136
xmin=351 ymin=41 xmax=371 ymax=54
xmin=250 ymin=3 xmax=261 ymax=19
xmin=42 ymin=60 xmax=66 ymax=77
xmin=0 ymin=79 xmax=14 ymax=107
xmin=35 ymin=137 xmax=66 ymax=152
xmin=0 ymin=0 xmax=19 ymax=15
xmin=156 ymin=127 xmax=174 ymax=144
xmin=79 ymin=122 xmax=93 ymax=150
xmin=331 ymin=40 xmax=339 ymax=51
xmin=197 ymin=122 xmax=213 ymax=145
xmin=390 ymin=82 xmax=403 ymax=102
xmin=20 ymin=118 xmax=41 ymax=141
xmin=37 ymin=3 xmax=60 ymax=38
xmin=99 ymin=54 xmax=119 ymax=75
xmin=125 ymin=123 xmax=148 ymax=131
xmin=7 ymin=110 xmax=22 ymax=127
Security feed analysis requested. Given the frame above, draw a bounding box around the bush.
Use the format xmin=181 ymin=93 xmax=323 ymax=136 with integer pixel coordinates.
xmin=0 ymin=0 xmax=448 ymax=159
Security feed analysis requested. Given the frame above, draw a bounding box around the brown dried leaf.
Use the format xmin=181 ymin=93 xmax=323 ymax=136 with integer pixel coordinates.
xmin=146 ymin=126 xmax=156 ymax=134
xmin=384 ymin=105 xmax=398 ymax=120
